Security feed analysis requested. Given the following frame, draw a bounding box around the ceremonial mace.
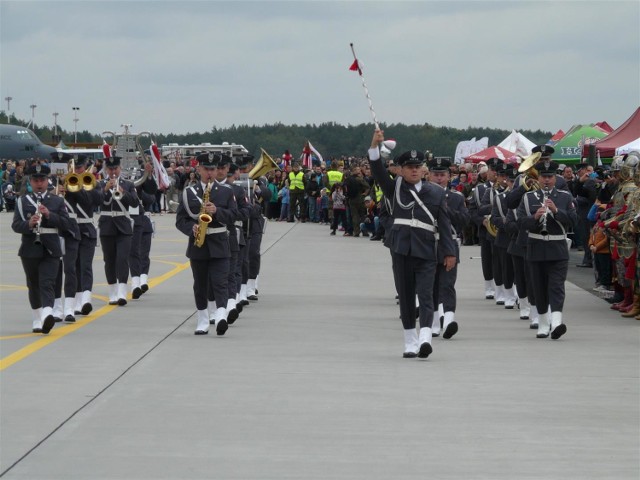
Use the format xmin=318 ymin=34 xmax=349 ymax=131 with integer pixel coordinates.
xmin=349 ymin=43 xmax=396 ymax=155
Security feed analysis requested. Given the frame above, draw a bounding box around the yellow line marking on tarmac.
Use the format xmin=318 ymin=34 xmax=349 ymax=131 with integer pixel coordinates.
xmin=0 ymin=260 xmax=191 ymax=371
xmin=0 ymin=285 xmax=28 ymax=291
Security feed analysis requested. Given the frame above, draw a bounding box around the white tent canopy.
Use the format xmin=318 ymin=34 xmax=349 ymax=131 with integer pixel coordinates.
xmin=616 ymin=137 xmax=640 ymax=155
xmin=497 ymin=130 xmax=536 ymax=158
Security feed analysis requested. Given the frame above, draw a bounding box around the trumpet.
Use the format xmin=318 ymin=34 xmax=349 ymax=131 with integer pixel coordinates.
xmin=110 ymin=175 xmax=123 ymax=200
xmin=33 ymin=195 xmax=43 ymax=245
xmin=194 ymin=182 xmax=212 ymax=247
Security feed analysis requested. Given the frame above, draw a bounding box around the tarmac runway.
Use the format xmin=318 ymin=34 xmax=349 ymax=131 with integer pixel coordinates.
xmin=0 ymin=212 xmax=638 ymax=479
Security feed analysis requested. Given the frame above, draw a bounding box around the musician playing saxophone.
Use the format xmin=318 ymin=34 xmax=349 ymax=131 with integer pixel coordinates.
xmin=175 ymin=153 xmax=238 ymax=335
xmin=98 ymin=155 xmax=140 ymax=306
xmin=516 ymin=160 xmax=577 ymax=340
xmin=12 ymin=162 xmax=72 ymax=334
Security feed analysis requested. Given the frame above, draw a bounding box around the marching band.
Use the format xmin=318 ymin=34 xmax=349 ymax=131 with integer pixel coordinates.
xmin=10 ymin=131 xmax=637 ymax=364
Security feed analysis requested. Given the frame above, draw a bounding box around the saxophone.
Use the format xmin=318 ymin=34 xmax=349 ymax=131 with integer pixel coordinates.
xmin=194 ymin=182 xmax=213 ymax=247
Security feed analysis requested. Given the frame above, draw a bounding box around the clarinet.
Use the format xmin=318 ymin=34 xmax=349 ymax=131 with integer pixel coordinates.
xmin=540 ymin=188 xmax=550 ymax=235
xmin=33 ymin=194 xmax=43 ymax=245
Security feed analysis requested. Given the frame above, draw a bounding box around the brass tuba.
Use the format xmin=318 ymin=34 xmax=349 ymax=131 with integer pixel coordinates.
xmin=249 ymin=148 xmax=281 ymax=180
xmin=194 ymin=182 xmax=212 ymax=247
xmin=517 ymin=152 xmax=542 ymax=191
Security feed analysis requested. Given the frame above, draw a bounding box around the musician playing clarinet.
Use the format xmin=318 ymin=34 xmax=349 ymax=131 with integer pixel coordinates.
xmin=12 ymin=162 xmax=72 ymax=334
xmin=516 ymin=160 xmax=577 ymax=340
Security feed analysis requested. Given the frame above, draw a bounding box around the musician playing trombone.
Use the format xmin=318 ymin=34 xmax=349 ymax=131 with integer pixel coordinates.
xmin=12 ymin=162 xmax=72 ymax=334
xmin=99 ymin=155 xmax=140 ymax=306
xmin=516 ymin=160 xmax=577 ymax=340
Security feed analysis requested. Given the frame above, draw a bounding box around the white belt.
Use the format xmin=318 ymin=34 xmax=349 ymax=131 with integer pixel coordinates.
xmin=35 ymin=228 xmax=58 ymax=234
xmin=101 ymin=211 xmax=129 ymax=217
xmin=129 ymin=206 xmax=140 ymax=215
xmin=394 ymin=218 xmax=437 ymax=233
xmin=529 ymin=233 xmax=566 ymax=241
xmin=206 ymin=227 xmax=228 ymax=235
xmin=68 ymin=212 xmax=78 ymax=219
xmin=76 ymin=218 xmax=94 ymax=224
xmin=234 ymin=221 xmax=243 ymax=227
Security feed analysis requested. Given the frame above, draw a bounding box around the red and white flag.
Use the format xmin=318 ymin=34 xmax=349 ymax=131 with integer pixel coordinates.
xmin=300 ymin=140 xmax=323 ymax=169
xmin=149 ymin=141 xmax=171 ymax=189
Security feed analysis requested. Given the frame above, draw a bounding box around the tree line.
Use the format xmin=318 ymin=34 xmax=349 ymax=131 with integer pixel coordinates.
xmin=1 ymin=112 xmax=552 ymax=160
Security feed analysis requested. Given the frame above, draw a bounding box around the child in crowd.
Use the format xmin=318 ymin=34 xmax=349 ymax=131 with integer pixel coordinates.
xmin=359 ymin=195 xmax=379 ymax=237
xmin=330 ymin=183 xmax=348 ymax=236
xmin=589 ymin=221 xmax=612 ymax=292
xmin=277 ymin=180 xmax=290 ymax=222
xmin=319 ymin=188 xmax=329 ymax=224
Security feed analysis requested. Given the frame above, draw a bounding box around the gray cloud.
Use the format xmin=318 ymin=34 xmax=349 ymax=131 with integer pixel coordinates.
xmin=1 ymin=0 xmax=638 ymax=138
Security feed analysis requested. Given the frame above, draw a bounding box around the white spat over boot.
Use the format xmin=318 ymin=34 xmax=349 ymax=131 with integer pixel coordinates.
xmin=403 ymin=329 xmax=419 ymax=358
xmin=417 ymin=327 xmax=433 ymax=359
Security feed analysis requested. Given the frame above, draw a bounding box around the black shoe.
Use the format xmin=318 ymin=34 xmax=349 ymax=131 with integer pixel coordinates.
xmin=530 ymin=323 xmax=538 ymax=330
xmin=443 ymin=321 xmax=458 ymax=339
xmin=194 ymin=329 xmax=208 ymax=335
xmin=403 ymin=352 xmax=418 ymax=358
xmin=74 ymin=310 xmax=82 ymax=315
xmin=432 ymin=332 xmax=440 ymax=338
xmin=132 ymin=287 xmax=142 ymax=300
xmin=240 ymin=300 xmax=250 ymax=307
xmin=576 ymin=263 xmax=593 ymax=268
xmin=606 ymin=293 xmax=624 ymax=304
xmin=330 ymin=231 xmax=336 ymax=235
xmin=216 ymin=319 xmax=228 ymax=336
xmin=64 ymin=314 xmax=76 ymax=323
xmin=417 ymin=342 xmax=433 ymax=359
xmin=536 ymin=331 xmax=549 ymax=338
xmin=32 ymin=327 xmax=43 ymax=333
xmin=42 ymin=315 xmax=55 ymax=334
xmin=236 ymin=302 xmax=243 ymax=314
xmin=248 ymin=295 xmax=258 ymax=301
xmin=81 ymin=303 xmax=93 ymax=315
xmin=227 ymin=308 xmax=239 ymax=325
xmin=117 ymin=298 xmax=127 ymax=306
xmin=353 ymin=233 xmax=360 ymax=237
xmin=361 ymin=232 xmax=369 ymax=237
xmin=53 ymin=316 xmax=63 ymax=323
xmin=551 ymin=324 xmax=567 ymax=340
xmin=140 ymin=284 xmax=149 ymax=293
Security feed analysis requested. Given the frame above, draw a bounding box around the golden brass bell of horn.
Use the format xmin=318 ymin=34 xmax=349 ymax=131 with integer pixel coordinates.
xmin=249 ymin=148 xmax=281 ymax=180
xmin=517 ymin=152 xmax=542 ymax=191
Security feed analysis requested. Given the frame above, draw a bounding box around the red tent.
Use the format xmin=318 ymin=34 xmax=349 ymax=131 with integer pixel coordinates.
xmin=464 ymin=146 xmax=516 ymax=164
xmin=584 ymin=107 xmax=640 ymax=158
xmin=549 ymin=129 xmax=565 ymax=144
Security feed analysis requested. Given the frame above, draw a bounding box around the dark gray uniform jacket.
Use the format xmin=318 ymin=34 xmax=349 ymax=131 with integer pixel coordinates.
xmin=516 ymin=187 xmax=577 ymax=261
xmin=175 ymin=182 xmax=237 ymax=260
xmin=98 ymin=178 xmax=140 ymax=236
xmin=12 ymin=192 xmax=72 ymax=258
xmin=369 ymin=150 xmax=456 ymax=262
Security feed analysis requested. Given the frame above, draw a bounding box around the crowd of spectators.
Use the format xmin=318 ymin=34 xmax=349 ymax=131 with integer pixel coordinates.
xmin=5 ymin=150 xmax=638 ymax=316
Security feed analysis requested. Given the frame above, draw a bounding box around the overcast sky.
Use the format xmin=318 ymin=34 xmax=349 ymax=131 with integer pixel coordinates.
xmin=1 ymin=0 xmax=638 ymax=138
